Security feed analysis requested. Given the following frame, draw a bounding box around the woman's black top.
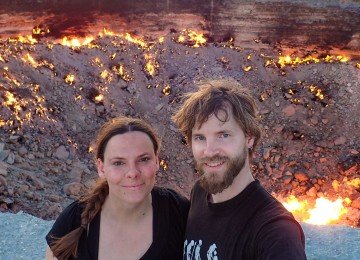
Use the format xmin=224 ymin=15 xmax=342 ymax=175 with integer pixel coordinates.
xmin=46 ymin=187 xmax=190 ymax=260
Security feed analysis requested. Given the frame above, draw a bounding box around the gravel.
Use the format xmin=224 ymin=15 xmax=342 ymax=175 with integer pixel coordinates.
xmin=0 ymin=212 xmax=359 ymax=259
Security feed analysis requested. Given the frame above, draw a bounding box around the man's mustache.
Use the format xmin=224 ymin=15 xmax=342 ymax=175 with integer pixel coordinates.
xmin=196 ymin=155 xmax=229 ymax=164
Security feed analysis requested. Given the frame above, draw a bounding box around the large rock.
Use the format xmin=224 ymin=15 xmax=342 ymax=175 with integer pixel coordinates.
xmin=54 ymin=145 xmax=69 ymax=160
xmin=63 ymin=182 xmax=82 ymax=196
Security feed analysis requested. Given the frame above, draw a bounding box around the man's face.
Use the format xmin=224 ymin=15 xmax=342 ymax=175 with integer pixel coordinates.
xmin=191 ymin=110 xmax=253 ymax=194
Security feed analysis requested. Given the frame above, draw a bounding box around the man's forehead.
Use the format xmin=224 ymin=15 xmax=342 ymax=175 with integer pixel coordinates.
xmin=193 ymin=112 xmax=231 ymax=131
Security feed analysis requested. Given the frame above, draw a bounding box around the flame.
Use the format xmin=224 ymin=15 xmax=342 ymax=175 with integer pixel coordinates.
xmin=94 ymin=94 xmax=104 ymax=103
xmin=144 ymin=54 xmax=158 ymax=77
xmin=9 ymin=35 xmax=38 ymax=44
xmin=243 ymin=66 xmax=252 ymax=72
xmin=309 ymin=85 xmax=325 ymax=100
xmin=92 ymin=57 xmax=103 ymax=67
xmin=158 ymin=36 xmax=165 ymax=43
xmin=356 ymin=63 xmax=360 ymax=69
xmin=160 ymin=159 xmax=168 ymax=170
xmin=277 ymin=54 xmax=350 ymax=68
xmin=22 ymin=53 xmax=39 ymax=68
xmin=177 ymin=35 xmax=185 ymax=43
xmin=281 ymin=195 xmax=349 ymax=225
xmin=0 ymin=55 xmax=5 ymax=62
xmin=100 ymin=28 xmax=115 ymax=37
xmin=60 ymin=36 xmax=94 ymax=48
xmin=306 ymin=198 xmax=348 ymax=225
xmin=162 ymin=85 xmax=171 ymax=96
xmin=124 ymin=33 xmax=148 ymax=49
xmin=64 ymin=74 xmax=75 ymax=85
xmin=112 ymin=64 xmax=132 ymax=82
xmin=346 ymin=178 xmax=360 ymax=188
xmin=100 ymin=70 xmax=113 ymax=82
xmin=175 ymin=30 xmax=207 ymax=48
xmin=188 ymin=30 xmax=206 ymax=47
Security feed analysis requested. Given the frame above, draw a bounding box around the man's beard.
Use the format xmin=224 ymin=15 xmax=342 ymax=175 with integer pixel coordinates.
xmin=196 ymin=146 xmax=248 ymax=195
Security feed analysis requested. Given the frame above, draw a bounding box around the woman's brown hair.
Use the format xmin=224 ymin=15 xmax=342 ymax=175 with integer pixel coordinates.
xmin=50 ymin=117 xmax=160 ymax=259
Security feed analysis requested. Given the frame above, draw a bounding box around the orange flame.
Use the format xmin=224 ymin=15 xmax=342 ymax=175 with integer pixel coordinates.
xmin=281 ymin=195 xmax=350 ymax=225
xmin=175 ymin=30 xmax=207 ymax=48
xmin=112 ymin=64 xmax=132 ymax=82
xmin=124 ymin=33 xmax=148 ymax=49
xmin=60 ymin=36 xmax=94 ymax=48
xmin=22 ymin=53 xmax=39 ymax=68
xmin=144 ymin=54 xmax=158 ymax=77
xmin=94 ymin=94 xmax=104 ymax=103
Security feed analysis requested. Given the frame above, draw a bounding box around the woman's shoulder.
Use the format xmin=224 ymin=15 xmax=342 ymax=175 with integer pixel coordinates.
xmin=46 ymin=200 xmax=84 ymax=246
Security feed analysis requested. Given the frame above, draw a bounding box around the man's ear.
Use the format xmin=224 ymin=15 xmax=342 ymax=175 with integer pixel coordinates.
xmin=97 ymin=158 xmax=105 ymax=178
xmin=246 ymin=136 xmax=255 ymax=149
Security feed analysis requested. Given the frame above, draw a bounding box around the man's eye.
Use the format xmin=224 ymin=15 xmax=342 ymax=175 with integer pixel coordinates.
xmin=193 ymin=135 xmax=205 ymax=141
xmin=220 ymin=133 xmax=229 ymax=138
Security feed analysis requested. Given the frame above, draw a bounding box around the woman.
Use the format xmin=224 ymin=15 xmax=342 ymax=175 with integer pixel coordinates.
xmin=45 ymin=117 xmax=189 ymax=260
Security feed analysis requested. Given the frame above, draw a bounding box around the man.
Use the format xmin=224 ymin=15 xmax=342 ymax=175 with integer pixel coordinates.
xmin=172 ymin=79 xmax=306 ymax=259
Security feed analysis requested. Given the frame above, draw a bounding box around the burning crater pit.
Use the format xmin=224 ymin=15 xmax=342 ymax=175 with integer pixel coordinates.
xmin=0 ymin=0 xmax=359 ymax=227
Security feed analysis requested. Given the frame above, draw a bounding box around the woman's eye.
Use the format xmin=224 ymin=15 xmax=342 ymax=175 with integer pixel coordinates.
xmin=220 ymin=133 xmax=229 ymax=138
xmin=140 ymin=157 xmax=150 ymax=162
xmin=113 ymin=161 xmax=124 ymax=166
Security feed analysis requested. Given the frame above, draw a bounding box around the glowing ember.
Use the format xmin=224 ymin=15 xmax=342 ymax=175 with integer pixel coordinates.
xmin=243 ymin=66 xmax=252 ymax=72
xmin=160 ymin=159 xmax=168 ymax=170
xmin=309 ymin=85 xmax=325 ymax=100
xmin=92 ymin=57 xmax=104 ymax=67
xmin=110 ymin=53 xmax=117 ymax=60
xmin=144 ymin=54 xmax=158 ymax=77
xmin=112 ymin=64 xmax=132 ymax=82
xmin=188 ymin=30 xmax=206 ymax=47
xmin=94 ymin=94 xmax=104 ymax=103
xmin=0 ymin=55 xmax=5 ymax=62
xmin=162 ymin=85 xmax=171 ymax=96
xmin=177 ymin=35 xmax=185 ymax=43
xmin=356 ymin=63 xmax=360 ymax=69
xmin=64 ymin=74 xmax=75 ymax=85
xmin=100 ymin=70 xmax=113 ymax=82
xmin=346 ymin=178 xmax=360 ymax=188
xmin=175 ymin=30 xmax=207 ymax=48
xmin=158 ymin=36 xmax=165 ymax=43
xmin=22 ymin=53 xmax=39 ymax=68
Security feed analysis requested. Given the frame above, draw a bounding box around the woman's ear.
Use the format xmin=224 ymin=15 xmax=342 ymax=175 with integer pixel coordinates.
xmin=97 ymin=158 xmax=105 ymax=178
xmin=155 ymin=154 xmax=160 ymax=171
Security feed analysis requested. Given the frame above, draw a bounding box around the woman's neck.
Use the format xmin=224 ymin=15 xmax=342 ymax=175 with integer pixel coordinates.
xmin=101 ymin=194 xmax=153 ymax=226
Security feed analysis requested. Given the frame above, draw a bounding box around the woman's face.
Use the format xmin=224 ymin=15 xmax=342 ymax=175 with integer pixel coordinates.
xmin=97 ymin=131 xmax=158 ymax=205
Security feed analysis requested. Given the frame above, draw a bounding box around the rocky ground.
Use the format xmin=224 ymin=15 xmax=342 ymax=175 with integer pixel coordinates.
xmin=0 ymin=30 xmax=359 ymax=226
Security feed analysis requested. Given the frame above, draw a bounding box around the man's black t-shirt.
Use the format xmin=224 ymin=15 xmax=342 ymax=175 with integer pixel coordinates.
xmin=46 ymin=187 xmax=189 ymax=260
xmin=184 ymin=180 xmax=306 ymax=259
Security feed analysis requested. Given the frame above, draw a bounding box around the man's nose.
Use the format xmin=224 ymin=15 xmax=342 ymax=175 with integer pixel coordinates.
xmin=203 ymin=140 xmax=219 ymax=157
